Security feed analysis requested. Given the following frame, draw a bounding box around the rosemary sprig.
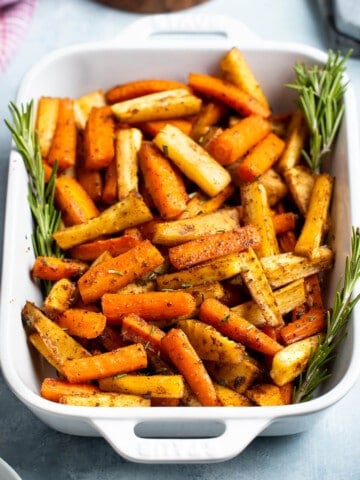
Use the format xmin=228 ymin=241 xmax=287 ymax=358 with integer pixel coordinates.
xmin=294 ymin=227 xmax=360 ymax=403
xmin=287 ymin=49 xmax=351 ymax=171
xmin=5 ymin=101 xmax=62 ymax=293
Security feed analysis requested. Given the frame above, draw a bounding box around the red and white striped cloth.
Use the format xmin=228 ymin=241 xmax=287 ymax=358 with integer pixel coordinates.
xmin=0 ymin=0 xmax=38 ymax=72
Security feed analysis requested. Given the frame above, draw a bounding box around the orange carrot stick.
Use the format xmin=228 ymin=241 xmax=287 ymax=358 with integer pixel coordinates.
xmin=106 ymin=78 xmax=190 ymax=104
xmin=121 ymin=313 xmax=165 ymax=354
xmin=84 ymin=106 xmax=115 ymax=170
xmin=77 ymin=240 xmax=164 ymax=304
xmin=168 ymin=225 xmax=260 ymax=270
xmin=272 ymin=212 xmax=297 ymax=235
xmin=280 ymin=308 xmax=327 ymax=345
xmin=139 ymin=141 xmax=188 ymax=220
xmin=76 ymin=133 xmax=103 ymax=203
xmin=102 ymin=158 xmax=118 ymax=205
xmin=69 ymin=234 xmax=142 ymax=261
xmin=188 ymin=72 xmax=271 ymax=118
xmin=55 ymin=176 xmax=99 ymax=226
xmin=57 ymin=308 xmax=106 ymax=339
xmin=137 ymin=118 xmax=194 ymax=137
xmin=190 ymin=100 xmax=228 ymax=141
xmin=102 ymin=291 xmax=196 ymax=323
xmin=40 ymin=378 xmax=100 ymax=402
xmin=199 ymin=298 xmax=283 ymax=356
xmin=207 ymin=115 xmax=271 ymax=165
xmin=47 ymin=98 xmax=77 ymax=171
xmin=62 ymin=343 xmax=148 ymax=383
xmin=161 ymin=328 xmax=221 ymax=406
xmin=237 ymin=132 xmax=285 ymax=183
xmin=31 ymin=256 xmax=88 ymax=281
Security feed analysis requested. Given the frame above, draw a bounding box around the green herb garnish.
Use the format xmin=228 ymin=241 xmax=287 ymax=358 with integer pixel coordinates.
xmin=294 ymin=227 xmax=360 ymax=402
xmin=5 ymin=101 xmax=62 ymax=294
xmin=287 ymin=49 xmax=350 ymax=171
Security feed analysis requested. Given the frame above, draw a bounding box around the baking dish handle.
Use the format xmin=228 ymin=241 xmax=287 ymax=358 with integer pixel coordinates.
xmin=92 ymin=417 xmax=271 ymax=463
xmin=112 ymin=13 xmax=263 ymax=47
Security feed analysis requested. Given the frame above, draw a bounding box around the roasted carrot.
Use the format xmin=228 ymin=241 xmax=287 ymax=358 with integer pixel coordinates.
xmin=272 ymin=211 xmax=297 ymax=235
xmin=139 ymin=141 xmax=188 ymax=220
xmin=199 ymin=298 xmax=283 ymax=356
xmin=279 ymin=383 xmax=294 ymax=405
xmin=31 ymin=256 xmax=88 ymax=281
xmin=35 ymin=96 xmax=60 ymax=159
xmin=83 ymin=106 xmax=115 ymax=170
xmin=161 ymin=328 xmax=221 ymax=406
xmin=76 ymin=132 xmax=103 ymax=203
xmin=102 ymin=291 xmax=196 ymax=323
xmin=106 ymin=78 xmax=190 ymax=104
xmin=188 ymin=72 xmax=271 ymax=118
xmin=207 ymin=115 xmax=271 ymax=165
xmin=102 ymin=158 xmax=118 ymax=205
xmin=237 ymin=132 xmax=285 ymax=183
xmin=168 ymin=225 xmax=260 ymax=270
xmin=69 ymin=233 xmax=142 ymax=261
xmin=47 ymin=98 xmax=77 ymax=171
xmin=40 ymin=377 xmax=100 ymax=402
xmin=279 ymin=308 xmax=327 ymax=345
xmin=77 ymin=240 xmax=164 ymax=304
xmin=62 ymin=343 xmax=148 ymax=383
xmin=55 ymin=176 xmax=99 ymax=226
xmin=190 ymin=100 xmax=228 ymax=141
xmin=57 ymin=308 xmax=106 ymax=339
xmin=121 ymin=313 xmax=165 ymax=354
xmin=304 ymin=274 xmax=324 ymax=309
xmin=98 ymin=325 xmax=127 ymax=351
xmin=137 ymin=118 xmax=194 ymax=137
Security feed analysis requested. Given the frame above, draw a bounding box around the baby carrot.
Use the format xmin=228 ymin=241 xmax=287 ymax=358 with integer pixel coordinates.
xmin=139 ymin=141 xmax=188 ymax=220
xmin=207 ymin=115 xmax=271 ymax=165
xmin=57 ymin=308 xmax=106 ymax=339
xmin=161 ymin=328 xmax=221 ymax=406
xmin=188 ymin=72 xmax=271 ymax=118
xmin=69 ymin=233 xmax=142 ymax=261
xmin=102 ymin=158 xmax=118 ymax=205
xmin=102 ymin=291 xmax=196 ymax=323
xmin=84 ymin=106 xmax=115 ymax=170
xmin=199 ymin=298 xmax=283 ymax=356
xmin=47 ymin=98 xmax=77 ymax=171
xmin=77 ymin=240 xmax=164 ymax=304
xmin=55 ymin=176 xmax=99 ymax=226
xmin=62 ymin=343 xmax=148 ymax=383
xmin=41 ymin=377 xmax=100 ymax=402
xmin=106 ymin=78 xmax=190 ymax=104
xmin=31 ymin=256 xmax=88 ymax=281
xmin=121 ymin=313 xmax=165 ymax=354
xmin=137 ymin=118 xmax=194 ymax=137
xmin=168 ymin=225 xmax=260 ymax=270
xmin=237 ymin=132 xmax=285 ymax=183
xmin=280 ymin=308 xmax=327 ymax=345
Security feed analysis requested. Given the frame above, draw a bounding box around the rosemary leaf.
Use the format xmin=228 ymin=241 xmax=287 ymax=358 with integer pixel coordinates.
xmin=5 ymin=101 xmax=62 ymax=294
xmin=287 ymin=49 xmax=351 ymax=171
xmin=294 ymin=227 xmax=360 ymax=402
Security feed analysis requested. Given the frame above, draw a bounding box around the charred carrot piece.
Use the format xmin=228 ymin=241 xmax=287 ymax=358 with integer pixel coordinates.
xmin=55 ymin=176 xmax=99 ymax=226
xmin=41 ymin=377 xmax=100 ymax=402
xmin=98 ymin=325 xmax=127 ymax=351
xmin=69 ymin=233 xmax=142 ymax=262
xmin=31 ymin=256 xmax=88 ymax=281
xmin=62 ymin=343 xmax=148 ymax=383
xmin=207 ymin=115 xmax=271 ymax=165
xmin=199 ymin=298 xmax=283 ymax=356
xmin=84 ymin=106 xmax=115 ymax=170
xmin=57 ymin=308 xmax=106 ymax=339
xmin=106 ymin=78 xmax=190 ymax=104
xmin=168 ymin=225 xmax=260 ymax=270
xmin=280 ymin=308 xmax=327 ymax=345
xmin=139 ymin=141 xmax=188 ymax=220
xmin=237 ymin=132 xmax=285 ymax=183
xmin=188 ymin=72 xmax=271 ymax=118
xmin=47 ymin=98 xmax=77 ymax=171
xmin=161 ymin=328 xmax=221 ymax=406
xmin=121 ymin=313 xmax=165 ymax=354
xmin=77 ymin=240 xmax=164 ymax=304
xmin=272 ymin=212 xmax=297 ymax=235
xmin=102 ymin=291 xmax=196 ymax=324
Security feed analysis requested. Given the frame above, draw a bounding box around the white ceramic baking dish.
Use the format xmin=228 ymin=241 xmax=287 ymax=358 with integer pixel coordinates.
xmin=1 ymin=14 xmax=360 ymax=464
